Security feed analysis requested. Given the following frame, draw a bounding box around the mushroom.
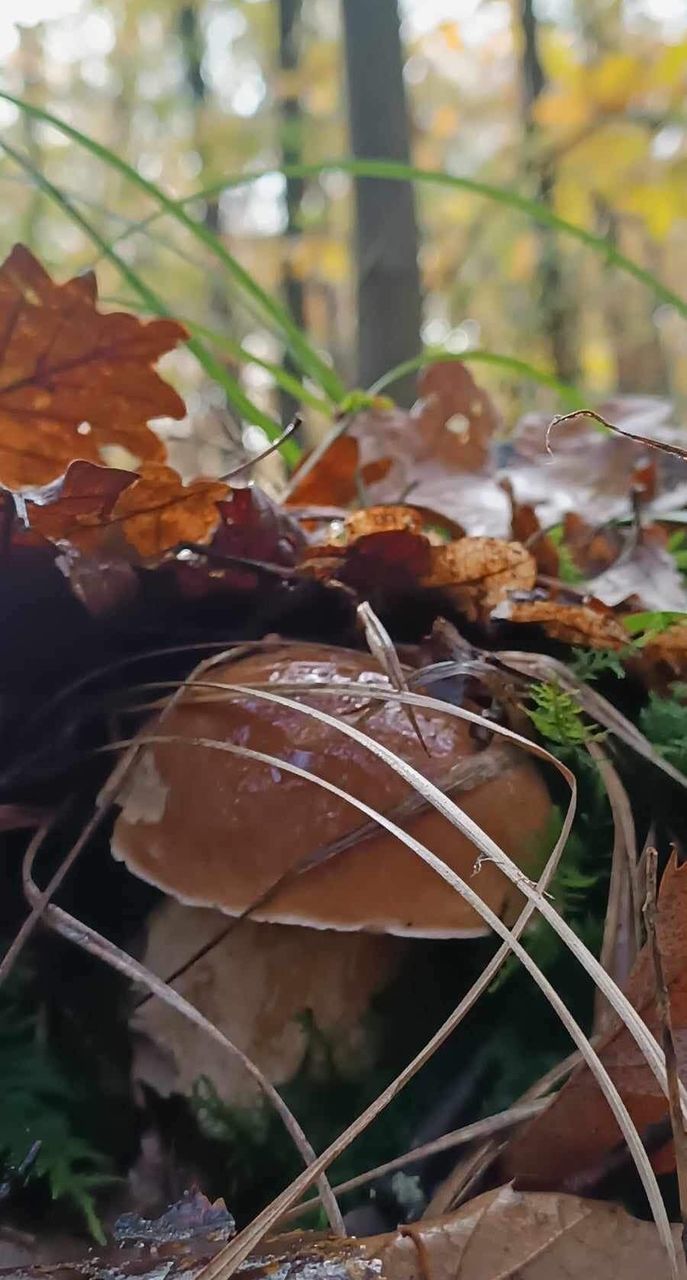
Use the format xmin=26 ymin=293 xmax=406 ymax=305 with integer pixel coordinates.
xmin=113 ymin=642 xmax=552 ymax=1103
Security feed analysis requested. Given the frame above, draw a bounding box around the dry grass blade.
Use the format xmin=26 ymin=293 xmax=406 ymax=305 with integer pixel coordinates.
xmin=275 ymin=1098 xmax=549 ymax=1226
xmin=219 ymin=415 xmax=301 ymax=481
xmin=588 ymin=741 xmax=640 ymax=1034
xmin=644 ymin=847 xmax=687 ymax=1262
xmin=20 ymin=826 xmax=345 ymax=1237
xmin=225 ymin=680 xmax=679 ymax=1117
xmin=119 ymin=722 xmax=677 ymax=1278
xmin=496 ymin=649 xmax=687 ymax=790
xmin=357 ymin=601 xmax=429 ymax=751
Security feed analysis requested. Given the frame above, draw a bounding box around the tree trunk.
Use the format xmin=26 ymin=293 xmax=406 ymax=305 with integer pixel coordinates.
xmin=342 ymin=0 xmax=422 ymax=405
xmin=519 ymin=0 xmax=579 ymax=383
xmin=278 ymin=0 xmax=306 ymax=428
xmin=178 ymin=4 xmax=229 ymax=323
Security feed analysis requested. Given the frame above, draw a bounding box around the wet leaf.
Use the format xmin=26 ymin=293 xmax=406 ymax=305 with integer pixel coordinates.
xmin=286 ymin=434 xmax=392 ymax=506
xmin=27 ymin=460 xmax=137 ymax=552
xmin=503 ymin=854 xmax=687 ymax=1187
xmin=4 ymin=1188 xmax=683 ymax=1280
xmin=214 ymin=486 xmax=305 ymax=566
xmin=587 ymin=540 xmax=687 ymax=612
xmin=0 ymin=245 xmax=186 ymax=488
xmin=107 ymin=463 xmax=228 ymax=558
xmin=338 ymin=530 xmax=433 ymax=593
xmin=505 ymin=598 xmax=630 ymax=648
xmin=424 ymin=537 xmax=536 ymax=620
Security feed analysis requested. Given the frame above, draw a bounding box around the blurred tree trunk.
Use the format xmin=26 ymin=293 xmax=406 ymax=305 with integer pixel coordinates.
xmin=278 ymin=0 xmax=306 ymax=428
xmin=519 ymin=0 xmax=579 ymax=383
xmin=178 ymin=4 xmax=230 ymax=326
xmin=342 ymin=0 xmax=422 ymax=406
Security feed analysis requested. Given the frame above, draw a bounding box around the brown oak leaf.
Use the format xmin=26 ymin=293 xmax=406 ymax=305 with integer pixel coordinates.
xmin=0 ymin=244 xmax=186 ymax=488
xmin=27 ymin=460 xmax=137 ymax=552
xmin=107 ymin=463 xmax=228 ymax=557
xmin=506 ymin=598 xmax=629 ymax=648
xmin=425 ymin=537 xmax=536 ymax=620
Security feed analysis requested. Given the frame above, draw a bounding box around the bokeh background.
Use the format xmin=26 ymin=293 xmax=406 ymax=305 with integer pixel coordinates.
xmin=1 ymin=0 xmax=687 ymax=474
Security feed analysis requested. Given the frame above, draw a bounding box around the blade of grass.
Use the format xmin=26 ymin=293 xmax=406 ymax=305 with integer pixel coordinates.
xmin=92 ymin=157 xmax=687 ymax=324
xmin=0 ymin=141 xmax=297 ymax=460
xmin=368 ymin=348 xmax=585 ymax=408
xmin=0 ymin=94 xmax=344 ymax=403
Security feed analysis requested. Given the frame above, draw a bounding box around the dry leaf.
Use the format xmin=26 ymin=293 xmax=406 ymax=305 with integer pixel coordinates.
xmin=108 ymin=463 xmax=228 ymax=557
xmin=503 ymin=854 xmax=687 ymax=1187
xmin=413 ymin=359 xmax=499 ymax=473
xmin=344 ymin=505 xmax=424 ymax=539
xmin=425 ymin=537 xmax=537 ymax=620
xmin=286 ymin=434 xmax=392 ymax=506
xmin=587 ymin=541 xmax=687 ymax=612
xmin=338 ymin=529 xmax=433 ymax=593
xmin=641 ymin=622 xmax=687 ymax=682
xmin=506 ymin=598 xmax=629 ymax=648
xmin=0 ymin=245 xmax=186 ymax=488
xmin=5 ymin=1188 xmax=684 ymax=1280
xmin=27 ymin=460 xmax=137 ymax=552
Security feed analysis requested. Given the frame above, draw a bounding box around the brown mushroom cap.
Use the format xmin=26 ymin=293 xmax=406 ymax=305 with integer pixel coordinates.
xmin=111 ymin=643 xmax=552 ymax=937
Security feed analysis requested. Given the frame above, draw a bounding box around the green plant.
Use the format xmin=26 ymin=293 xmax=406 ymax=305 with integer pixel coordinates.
xmin=639 ymin=685 xmax=687 ymax=775
xmin=568 ymin=647 xmax=628 ymax=682
xmin=527 ymin=681 xmax=604 ymax=747
xmin=0 ymin=987 xmax=115 ymax=1241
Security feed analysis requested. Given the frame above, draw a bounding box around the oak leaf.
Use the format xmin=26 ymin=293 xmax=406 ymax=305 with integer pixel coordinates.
xmin=27 ymin=460 xmax=137 ymax=552
xmin=503 ymin=855 xmax=687 ymax=1187
xmin=0 ymin=244 xmax=186 ymax=488
xmin=425 ymin=537 xmax=536 ymax=620
xmin=107 ymin=463 xmax=228 ymax=557
xmin=506 ymin=598 xmax=629 ymax=648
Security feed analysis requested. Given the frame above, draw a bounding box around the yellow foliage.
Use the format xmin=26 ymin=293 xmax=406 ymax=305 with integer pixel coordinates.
xmin=508 ymin=232 xmax=538 ymax=283
xmin=618 ymin=177 xmax=687 ymax=239
xmin=581 ymin=338 xmax=615 ymax=390
xmin=648 ymin=40 xmax=687 ymax=93
xmin=588 ymin=53 xmax=645 ymax=112
xmin=563 ymin=124 xmax=648 ymax=199
xmin=438 ymin=21 xmax=462 ymax=52
xmin=431 ymin=104 xmax=461 ymax=139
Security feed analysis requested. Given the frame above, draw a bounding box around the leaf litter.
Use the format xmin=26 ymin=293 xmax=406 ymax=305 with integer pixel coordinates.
xmin=3 ymin=246 xmax=687 ymax=1278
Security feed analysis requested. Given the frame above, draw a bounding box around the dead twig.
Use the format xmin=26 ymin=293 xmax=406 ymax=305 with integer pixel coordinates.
xmin=643 ymin=847 xmax=687 ymax=1263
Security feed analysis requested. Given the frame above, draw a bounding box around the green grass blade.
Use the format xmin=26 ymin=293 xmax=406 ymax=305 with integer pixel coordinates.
xmin=368 ymin=348 xmax=585 ymax=407
xmin=0 ymin=141 xmax=298 ymax=461
xmin=103 ymin=158 xmax=687 ymax=323
xmin=0 ymin=92 xmax=344 ymax=403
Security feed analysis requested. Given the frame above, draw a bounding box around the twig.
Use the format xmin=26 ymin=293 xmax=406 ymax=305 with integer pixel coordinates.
xmin=643 ymin=847 xmax=687 ymax=1263
xmin=21 ymin=837 xmax=345 ymax=1237
xmin=219 ymin=415 xmax=301 ymax=481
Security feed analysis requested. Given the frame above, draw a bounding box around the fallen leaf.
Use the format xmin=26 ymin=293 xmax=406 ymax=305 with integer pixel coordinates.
xmin=344 ymin=504 xmax=425 ymax=539
xmin=503 ymin=854 xmax=687 ymax=1187
xmin=414 ymin=359 xmax=499 ymax=472
xmin=0 ymin=245 xmax=186 ymax=488
xmin=338 ymin=529 xmax=433 ymax=593
xmin=286 ymin=434 xmax=392 ymax=506
xmin=641 ymin=621 xmax=687 ymax=683
xmin=587 ymin=541 xmax=687 ymax=612
xmin=107 ymin=463 xmax=228 ymax=558
xmin=5 ymin=1188 xmax=683 ymax=1280
xmin=214 ymin=486 xmax=305 ymax=566
xmin=503 ymin=481 xmax=560 ymax=577
xmin=561 ymin=512 xmax=623 ymax=577
xmin=505 ymin=395 xmax=687 ymax=528
xmin=505 ymin=598 xmax=630 ymax=648
xmin=27 ymin=460 xmax=137 ymax=552
xmin=424 ymin=537 xmax=536 ymax=620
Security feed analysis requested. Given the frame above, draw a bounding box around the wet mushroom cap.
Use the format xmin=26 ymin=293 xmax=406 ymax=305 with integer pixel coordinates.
xmin=111 ymin=643 xmax=552 ymax=937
